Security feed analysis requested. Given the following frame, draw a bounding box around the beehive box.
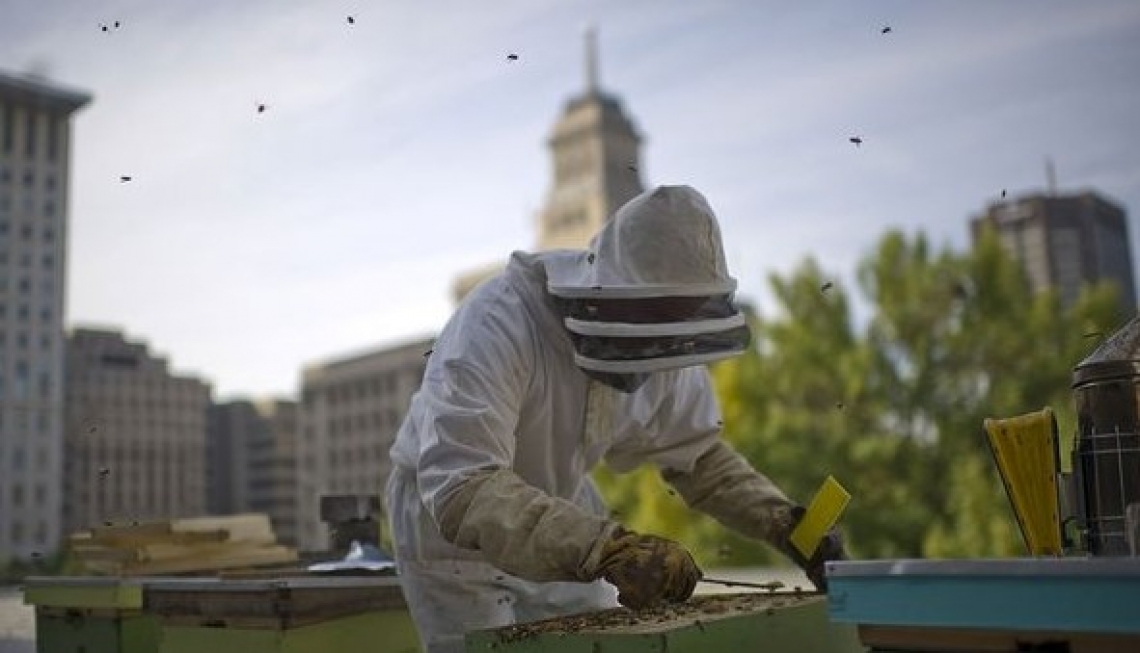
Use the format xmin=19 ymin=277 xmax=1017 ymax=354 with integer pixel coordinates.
xmin=144 ymin=576 xmax=419 ymax=653
xmin=466 ymin=592 xmax=864 ymax=652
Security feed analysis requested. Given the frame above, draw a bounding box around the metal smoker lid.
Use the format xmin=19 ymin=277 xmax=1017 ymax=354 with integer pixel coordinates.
xmin=1073 ymin=314 xmax=1140 ymax=386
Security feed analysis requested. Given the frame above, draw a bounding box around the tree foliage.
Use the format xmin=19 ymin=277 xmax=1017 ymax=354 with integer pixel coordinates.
xmin=595 ymin=227 xmax=1125 ymax=563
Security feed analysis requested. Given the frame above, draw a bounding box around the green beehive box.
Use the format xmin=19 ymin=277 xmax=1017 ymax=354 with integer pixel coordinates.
xmin=466 ymin=592 xmax=865 ymax=653
xmin=23 ymin=577 xmax=161 ymax=653
xmin=144 ymin=576 xmax=419 ymax=653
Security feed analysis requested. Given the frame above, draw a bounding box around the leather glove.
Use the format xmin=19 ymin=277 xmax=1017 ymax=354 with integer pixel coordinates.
xmin=593 ymin=528 xmax=702 ymax=610
xmin=776 ymin=506 xmax=847 ymax=592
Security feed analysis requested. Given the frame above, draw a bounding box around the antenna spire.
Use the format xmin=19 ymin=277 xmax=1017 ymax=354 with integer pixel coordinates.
xmin=584 ymin=24 xmax=599 ymax=94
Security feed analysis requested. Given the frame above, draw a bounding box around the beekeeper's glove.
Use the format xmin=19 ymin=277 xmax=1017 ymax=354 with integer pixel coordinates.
xmin=592 ymin=527 xmax=702 ymax=610
xmin=774 ymin=506 xmax=847 ymax=592
xmin=661 ymin=440 xmax=847 ymax=591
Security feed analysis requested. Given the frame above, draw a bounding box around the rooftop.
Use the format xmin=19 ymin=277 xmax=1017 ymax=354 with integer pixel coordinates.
xmin=0 ymin=69 xmax=91 ymax=114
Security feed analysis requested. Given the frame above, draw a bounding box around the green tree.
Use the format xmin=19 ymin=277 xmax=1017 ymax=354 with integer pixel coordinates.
xmin=859 ymin=228 xmax=1120 ymax=556
xmin=595 ymin=227 xmax=1126 ymax=563
xmin=714 ymin=259 xmax=932 ymax=559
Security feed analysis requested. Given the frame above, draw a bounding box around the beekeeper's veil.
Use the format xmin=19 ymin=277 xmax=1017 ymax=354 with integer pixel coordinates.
xmin=545 ymin=185 xmax=751 ymax=379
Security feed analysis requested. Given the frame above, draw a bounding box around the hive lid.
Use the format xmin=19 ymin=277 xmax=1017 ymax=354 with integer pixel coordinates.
xmin=1073 ymin=315 xmax=1140 ymax=386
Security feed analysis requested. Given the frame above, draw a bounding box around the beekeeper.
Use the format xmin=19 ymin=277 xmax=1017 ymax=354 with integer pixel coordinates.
xmin=386 ymin=185 xmax=844 ymax=653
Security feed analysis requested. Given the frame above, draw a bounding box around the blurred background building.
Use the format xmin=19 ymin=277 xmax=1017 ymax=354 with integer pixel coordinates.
xmin=63 ymin=328 xmax=210 ymax=535
xmin=0 ymin=72 xmax=89 ymax=560
xmin=294 ymin=337 xmax=429 ymax=552
xmin=452 ymin=29 xmax=646 ymax=302
xmin=207 ymin=399 xmax=298 ymax=546
xmin=533 ymin=27 xmax=645 ymax=251
xmin=971 ymin=189 xmax=1137 ymax=311
xmin=207 ymin=402 xmax=254 ymax=517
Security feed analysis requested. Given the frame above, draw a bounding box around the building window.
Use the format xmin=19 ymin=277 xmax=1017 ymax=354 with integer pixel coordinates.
xmin=14 ymin=360 xmax=29 ymax=397
xmin=22 ymin=170 xmax=33 ymax=188
xmin=25 ymin=111 xmax=36 ymax=158
xmin=1 ymin=105 xmax=13 ymax=153
xmin=47 ymin=119 xmax=60 ymax=162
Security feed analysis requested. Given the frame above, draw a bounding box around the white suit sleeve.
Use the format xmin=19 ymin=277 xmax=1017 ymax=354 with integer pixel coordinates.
xmin=663 ymin=440 xmax=796 ymax=545
xmin=608 ymin=366 xmax=796 ymax=545
xmin=413 ymin=290 xmax=617 ymax=582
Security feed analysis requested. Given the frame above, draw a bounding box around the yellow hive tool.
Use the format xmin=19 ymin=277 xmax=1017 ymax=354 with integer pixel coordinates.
xmin=983 ymin=408 xmax=1063 ymax=556
xmin=790 ymin=475 xmax=851 ymax=559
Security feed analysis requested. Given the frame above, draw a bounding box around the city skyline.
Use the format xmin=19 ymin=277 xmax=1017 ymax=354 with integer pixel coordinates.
xmin=2 ymin=1 xmax=1139 ymax=397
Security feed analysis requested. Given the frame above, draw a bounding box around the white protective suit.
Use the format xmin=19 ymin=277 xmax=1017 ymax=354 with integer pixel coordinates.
xmin=386 ymin=186 xmax=793 ymax=653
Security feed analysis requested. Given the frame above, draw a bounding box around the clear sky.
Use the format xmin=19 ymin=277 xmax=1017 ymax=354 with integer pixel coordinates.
xmin=2 ymin=0 xmax=1139 ymax=399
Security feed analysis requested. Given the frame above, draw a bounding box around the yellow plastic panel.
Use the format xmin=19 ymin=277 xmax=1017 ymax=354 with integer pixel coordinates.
xmin=983 ymin=408 xmax=1063 ymax=556
xmin=789 ymin=476 xmax=851 ymax=559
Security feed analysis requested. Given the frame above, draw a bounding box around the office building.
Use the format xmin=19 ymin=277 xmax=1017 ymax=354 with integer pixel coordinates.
xmin=295 ymin=337 xmax=431 ymax=551
xmin=0 ymin=71 xmax=90 ymax=559
xmin=452 ymin=28 xmax=647 ymax=301
xmin=971 ymin=191 xmax=1137 ymax=310
xmin=207 ymin=399 xmax=299 ymax=545
xmin=63 ymin=328 xmax=211 ymax=535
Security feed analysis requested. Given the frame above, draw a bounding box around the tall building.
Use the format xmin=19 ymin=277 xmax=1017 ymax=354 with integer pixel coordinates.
xmin=0 ymin=71 xmax=90 ymax=560
xmin=534 ymin=27 xmax=645 ymax=251
xmin=207 ymin=398 xmax=299 ymax=546
xmin=971 ymin=191 xmax=1137 ymax=310
xmin=63 ymin=328 xmax=211 ymax=535
xmin=247 ymin=400 xmax=298 ymax=546
xmin=206 ymin=402 xmax=256 ymax=517
xmin=295 ymin=337 xmax=430 ymax=552
xmin=452 ymin=28 xmax=646 ymax=301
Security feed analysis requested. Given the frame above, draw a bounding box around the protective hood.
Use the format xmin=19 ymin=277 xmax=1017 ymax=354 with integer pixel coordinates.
xmin=546 ymin=185 xmax=751 ymax=375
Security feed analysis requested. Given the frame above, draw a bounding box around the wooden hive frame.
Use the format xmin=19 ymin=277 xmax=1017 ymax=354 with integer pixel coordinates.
xmin=465 ymin=593 xmax=863 ymax=653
